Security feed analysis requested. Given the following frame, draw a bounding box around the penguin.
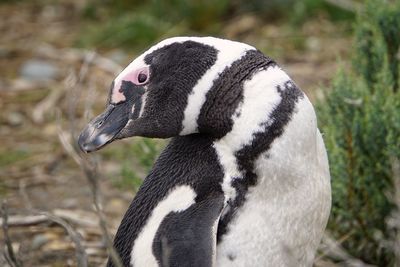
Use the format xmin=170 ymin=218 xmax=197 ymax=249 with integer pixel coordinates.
xmin=78 ymin=37 xmax=331 ymax=267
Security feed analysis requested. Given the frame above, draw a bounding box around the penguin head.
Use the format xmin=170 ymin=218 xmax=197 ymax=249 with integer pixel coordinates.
xmin=78 ymin=37 xmax=260 ymax=152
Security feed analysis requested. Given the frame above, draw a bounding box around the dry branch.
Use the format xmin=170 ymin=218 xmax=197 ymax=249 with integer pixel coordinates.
xmin=56 ymin=49 xmax=124 ymax=267
xmin=32 ymin=86 xmax=66 ymax=124
xmin=0 ymin=209 xmax=98 ymax=228
xmin=0 ymin=207 xmax=89 ymax=267
xmin=57 ymin=132 xmax=123 ymax=267
xmin=0 ymin=214 xmax=48 ymax=228
xmin=53 ymin=209 xmax=98 ymax=228
xmin=1 ymin=201 xmax=23 ymax=267
xmin=318 ymin=233 xmax=377 ymax=267
xmin=388 ymin=157 xmax=400 ymax=266
xmin=36 ymin=211 xmax=88 ymax=267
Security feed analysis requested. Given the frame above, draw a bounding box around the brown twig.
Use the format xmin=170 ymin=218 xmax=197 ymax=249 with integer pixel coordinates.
xmin=0 ymin=209 xmax=89 ymax=267
xmin=388 ymin=157 xmax=400 ymax=266
xmin=57 ymin=50 xmax=124 ymax=267
xmin=1 ymin=200 xmax=23 ymax=267
xmin=84 ymin=161 xmax=124 ymax=267
xmin=32 ymin=86 xmax=66 ymax=124
xmin=16 ymin=176 xmax=89 ymax=267
xmin=18 ymin=180 xmax=32 ymax=210
xmin=67 ymin=51 xmax=96 ymax=137
xmin=0 ymin=214 xmax=47 ymax=228
xmin=34 ymin=210 xmax=88 ymax=267
xmin=318 ymin=232 xmax=377 ymax=267
xmin=0 ymin=209 xmax=98 ymax=229
xmin=57 ymin=125 xmax=123 ymax=267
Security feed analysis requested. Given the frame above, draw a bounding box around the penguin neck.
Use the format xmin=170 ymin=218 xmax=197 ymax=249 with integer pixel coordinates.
xmin=207 ymin=64 xmax=310 ymax=241
xmin=213 ymin=65 xmax=304 ymax=194
xmin=196 ymin=50 xmax=276 ymax=139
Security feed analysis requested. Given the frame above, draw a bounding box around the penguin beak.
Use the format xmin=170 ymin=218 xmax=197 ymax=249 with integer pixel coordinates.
xmin=78 ymin=103 xmax=130 ymax=153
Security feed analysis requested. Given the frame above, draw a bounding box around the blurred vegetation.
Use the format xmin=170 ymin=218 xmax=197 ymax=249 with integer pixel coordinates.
xmin=102 ymin=138 xmax=166 ymax=190
xmin=317 ymin=0 xmax=400 ymax=265
xmin=78 ymin=0 xmax=355 ymax=50
xmin=0 ymin=149 xmax=30 ymax=168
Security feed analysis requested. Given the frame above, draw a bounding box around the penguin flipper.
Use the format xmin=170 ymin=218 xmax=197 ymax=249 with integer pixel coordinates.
xmin=152 ymin=191 xmax=224 ymax=267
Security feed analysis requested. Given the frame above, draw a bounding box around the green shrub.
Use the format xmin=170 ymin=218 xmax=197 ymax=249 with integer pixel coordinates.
xmin=317 ymin=1 xmax=400 ymax=265
xmin=101 ymin=138 xmax=166 ymax=190
xmin=79 ymin=0 xmax=229 ymax=49
xmin=78 ymin=0 xmax=354 ymax=50
xmin=82 ymin=13 xmax=169 ymax=50
xmin=291 ymin=0 xmax=355 ymax=25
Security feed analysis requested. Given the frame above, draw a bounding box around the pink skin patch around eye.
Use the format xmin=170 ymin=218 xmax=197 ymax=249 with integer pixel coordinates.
xmin=111 ymin=66 xmax=150 ymax=104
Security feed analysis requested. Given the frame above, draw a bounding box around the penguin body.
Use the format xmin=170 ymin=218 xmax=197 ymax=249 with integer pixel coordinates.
xmin=78 ymin=37 xmax=331 ymax=267
xmin=109 ymin=135 xmax=222 ymax=267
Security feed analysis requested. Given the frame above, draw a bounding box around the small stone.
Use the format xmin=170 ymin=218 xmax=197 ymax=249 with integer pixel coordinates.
xmin=11 ymin=78 xmax=39 ymax=91
xmin=20 ymin=59 xmax=59 ymax=81
xmin=31 ymin=234 xmax=49 ymax=250
xmin=7 ymin=111 xmax=24 ymax=126
xmin=306 ymin=37 xmax=320 ymax=52
xmin=62 ymin=198 xmax=79 ymax=208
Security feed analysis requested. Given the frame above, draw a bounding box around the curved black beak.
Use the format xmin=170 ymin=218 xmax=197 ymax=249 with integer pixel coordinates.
xmin=78 ymin=103 xmax=130 ymax=153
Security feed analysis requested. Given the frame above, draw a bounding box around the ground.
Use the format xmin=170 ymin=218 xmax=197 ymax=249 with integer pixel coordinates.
xmin=0 ymin=1 xmax=351 ymax=266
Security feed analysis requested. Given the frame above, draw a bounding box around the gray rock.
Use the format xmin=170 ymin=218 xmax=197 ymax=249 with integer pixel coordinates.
xmin=7 ymin=111 xmax=24 ymax=126
xmin=31 ymin=234 xmax=49 ymax=250
xmin=20 ymin=59 xmax=59 ymax=81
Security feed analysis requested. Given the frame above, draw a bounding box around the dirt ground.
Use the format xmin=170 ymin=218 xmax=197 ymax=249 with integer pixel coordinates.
xmin=0 ymin=2 xmax=351 ymax=266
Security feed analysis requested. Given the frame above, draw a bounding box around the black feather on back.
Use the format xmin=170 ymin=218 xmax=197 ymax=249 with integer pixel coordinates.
xmin=107 ymin=135 xmax=224 ymax=267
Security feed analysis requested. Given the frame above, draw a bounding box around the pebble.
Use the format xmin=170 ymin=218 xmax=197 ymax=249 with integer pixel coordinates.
xmin=19 ymin=59 xmax=59 ymax=81
xmin=306 ymin=37 xmax=321 ymax=52
xmin=31 ymin=234 xmax=49 ymax=250
xmin=10 ymin=78 xmax=38 ymax=91
xmin=7 ymin=111 xmax=24 ymax=126
xmin=62 ymin=198 xmax=79 ymax=209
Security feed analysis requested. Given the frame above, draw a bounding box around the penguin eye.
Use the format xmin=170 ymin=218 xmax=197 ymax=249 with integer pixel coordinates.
xmin=138 ymin=72 xmax=148 ymax=84
xmin=123 ymin=66 xmax=150 ymax=86
xmin=136 ymin=67 xmax=150 ymax=85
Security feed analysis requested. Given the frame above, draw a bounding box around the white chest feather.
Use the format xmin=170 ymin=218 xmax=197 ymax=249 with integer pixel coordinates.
xmin=131 ymin=186 xmax=196 ymax=267
xmin=216 ymin=96 xmax=331 ymax=267
xmin=214 ymin=66 xmax=290 ymax=203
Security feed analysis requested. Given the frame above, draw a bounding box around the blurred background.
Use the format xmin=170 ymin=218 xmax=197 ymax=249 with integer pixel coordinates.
xmin=0 ymin=0 xmax=399 ymax=266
